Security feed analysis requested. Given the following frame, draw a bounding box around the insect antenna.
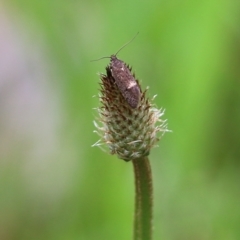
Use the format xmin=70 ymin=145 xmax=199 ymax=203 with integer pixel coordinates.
xmin=91 ymin=32 xmax=139 ymax=62
xmin=90 ymin=56 xmax=111 ymax=62
xmin=114 ymin=32 xmax=139 ymax=57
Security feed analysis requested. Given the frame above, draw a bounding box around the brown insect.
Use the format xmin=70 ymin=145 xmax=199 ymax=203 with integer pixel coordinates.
xmin=109 ymin=54 xmax=140 ymax=108
xmin=93 ymin=33 xmax=141 ymax=108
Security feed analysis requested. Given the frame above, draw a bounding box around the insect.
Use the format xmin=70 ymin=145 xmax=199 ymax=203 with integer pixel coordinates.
xmin=93 ymin=33 xmax=141 ymax=109
xmin=109 ymin=53 xmax=140 ymax=108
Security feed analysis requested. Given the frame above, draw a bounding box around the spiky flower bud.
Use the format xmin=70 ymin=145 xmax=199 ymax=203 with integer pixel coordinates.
xmin=93 ymin=64 xmax=168 ymax=162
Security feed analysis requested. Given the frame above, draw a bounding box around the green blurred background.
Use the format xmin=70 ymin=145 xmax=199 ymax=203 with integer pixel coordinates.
xmin=1 ymin=0 xmax=240 ymax=239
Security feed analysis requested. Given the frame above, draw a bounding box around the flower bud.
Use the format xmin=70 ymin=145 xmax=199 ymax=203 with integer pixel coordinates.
xmin=93 ymin=65 xmax=168 ymax=161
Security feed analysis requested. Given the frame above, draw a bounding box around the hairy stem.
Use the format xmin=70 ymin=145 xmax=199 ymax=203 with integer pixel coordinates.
xmin=132 ymin=157 xmax=153 ymax=240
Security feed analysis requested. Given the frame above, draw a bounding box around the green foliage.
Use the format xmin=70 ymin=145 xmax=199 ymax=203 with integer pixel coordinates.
xmin=1 ymin=0 xmax=240 ymax=239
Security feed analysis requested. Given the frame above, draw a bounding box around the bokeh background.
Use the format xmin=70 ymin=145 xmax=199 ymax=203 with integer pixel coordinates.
xmin=1 ymin=0 xmax=240 ymax=239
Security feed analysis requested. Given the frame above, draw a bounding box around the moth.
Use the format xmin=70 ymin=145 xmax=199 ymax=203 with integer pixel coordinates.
xmin=109 ymin=54 xmax=140 ymax=108
xmin=94 ymin=33 xmax=141 ymax=109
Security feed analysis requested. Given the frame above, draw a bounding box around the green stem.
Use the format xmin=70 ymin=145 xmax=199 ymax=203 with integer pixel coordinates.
xmin=132 ymin=157 xmax=153 ymax=240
